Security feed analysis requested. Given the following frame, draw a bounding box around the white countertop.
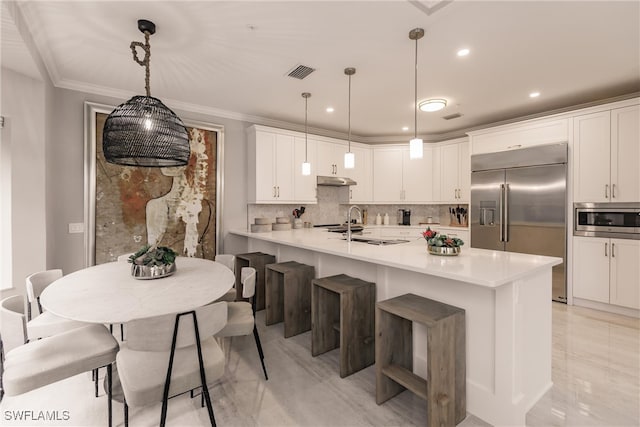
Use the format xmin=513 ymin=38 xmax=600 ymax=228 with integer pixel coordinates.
xmin=230 ymin=228 xmax=561 ymax=288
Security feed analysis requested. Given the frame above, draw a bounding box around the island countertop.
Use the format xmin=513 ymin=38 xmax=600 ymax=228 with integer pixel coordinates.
xmin=229 ymin=228 xmax=562 ymax=288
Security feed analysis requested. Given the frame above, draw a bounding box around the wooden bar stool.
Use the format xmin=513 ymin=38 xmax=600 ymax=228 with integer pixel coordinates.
xmin=376 ymin=293 xmax=466 ymax=426
xmin=265 ymin=261 xmax=315 ymax=338
xmin=311 ymin=274 xmax=375 ymax=378
xmin=235 ymin=252 xmax=276 ymax=311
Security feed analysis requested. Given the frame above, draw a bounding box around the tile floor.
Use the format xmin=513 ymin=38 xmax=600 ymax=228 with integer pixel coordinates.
xmin=1 ymin=303 xmax=638 ymax=426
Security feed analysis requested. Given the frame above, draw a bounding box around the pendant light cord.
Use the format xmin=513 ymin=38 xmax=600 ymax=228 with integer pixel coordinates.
xmin=304 ymin=96 xmax=308 ymax=162
xmin=131 ymin=31 xmax=152 ymax=97
xmin=414 ymin=36 xmax=418 ymax=140
xmin=348 ymin=73 xmax=352 ymax=152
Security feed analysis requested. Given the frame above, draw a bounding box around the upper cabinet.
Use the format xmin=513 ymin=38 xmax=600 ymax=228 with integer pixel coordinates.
xmin=372 ymin=144 xmax=434 ymax=203
xmin=248 ymin=128 xmax=295 ymax=203
xmin=432 ymin=139 xmax=469 ymax=203
xmin=347 ymin=145 xmax=373 ymax=203
xmin=574 ymin=105 xmax=640 ymax=203
xmin=293 ymin=136 xmax=318 ymax=203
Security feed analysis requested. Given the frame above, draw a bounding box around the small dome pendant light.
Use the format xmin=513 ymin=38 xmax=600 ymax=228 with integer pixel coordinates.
xmin=409 ymin=28 xmax=424 ymax=160
xmin=301 ymin=92 xmax=312 ymax=176
xmin=344 ymin=67 xmax=356 ymax=169
xmin=103 ymin=19 xmax=190 ymax=167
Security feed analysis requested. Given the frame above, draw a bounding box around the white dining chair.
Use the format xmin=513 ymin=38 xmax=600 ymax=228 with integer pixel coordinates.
xmin=215 ymin=267 xmax=268 ymax=380
xmin=25 ymin=269 xmax=86 ymax=340
xmin=214 ymin=254 xmax=236 ymax=302
xmin=116 ymin=302 xmax=228 ymax=427
xmin=1 ymin=295 xmax=119 ymax=426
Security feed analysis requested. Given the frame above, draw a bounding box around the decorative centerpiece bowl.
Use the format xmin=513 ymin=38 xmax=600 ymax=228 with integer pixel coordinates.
xmin=129 ymin=245 xmax=178 ymax=279
xmin=422 ymin=227 xmax=464 ymax=256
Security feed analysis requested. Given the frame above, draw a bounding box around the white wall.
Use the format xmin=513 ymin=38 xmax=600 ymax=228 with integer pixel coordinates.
xmin=0 ymin=68 xmax=47 ymax=291
xmin=47 ymin=87 xmax=250 ymax=274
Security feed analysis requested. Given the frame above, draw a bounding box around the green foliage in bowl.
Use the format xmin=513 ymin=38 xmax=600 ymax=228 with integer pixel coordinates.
xmin=129 ymin=245 xmax=178 ymax=267
xmin=421 ymin=227 xmax=464 ymax=248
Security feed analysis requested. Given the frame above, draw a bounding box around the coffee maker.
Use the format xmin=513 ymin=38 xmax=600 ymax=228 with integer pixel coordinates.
xmin=397 ymin=209 xmax=411 ymax=225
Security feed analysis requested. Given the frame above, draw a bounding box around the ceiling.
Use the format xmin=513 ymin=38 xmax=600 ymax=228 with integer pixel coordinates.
xmin=3 ymin=1 xmax=639 ymax=141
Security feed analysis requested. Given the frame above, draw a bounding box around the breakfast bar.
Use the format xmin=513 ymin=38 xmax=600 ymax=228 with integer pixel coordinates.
xmin=230 ymin=227 xmax=563 ymax=426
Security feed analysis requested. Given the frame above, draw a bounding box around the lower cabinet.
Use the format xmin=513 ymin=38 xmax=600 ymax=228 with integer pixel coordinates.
xmin=573 ymin=236 xmax=639 ymax=309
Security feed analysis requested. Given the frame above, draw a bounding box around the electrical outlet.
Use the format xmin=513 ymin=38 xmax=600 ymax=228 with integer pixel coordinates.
xmin=68 ymin=223 xmax=84 ymax=234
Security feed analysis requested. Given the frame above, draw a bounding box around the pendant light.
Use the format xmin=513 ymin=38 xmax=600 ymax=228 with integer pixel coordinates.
xmin=344 ymin=67 xmax=356 ymax=169
xmin=301 ymin=92 xmax=312 ymax=176
xmin=103 ymin=19 xmax=190 ymax=167
xmin=409 ymin=28 xmax=424 ymax=160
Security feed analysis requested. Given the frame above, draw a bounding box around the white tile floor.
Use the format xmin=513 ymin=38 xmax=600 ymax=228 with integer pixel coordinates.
xmin=1 ymin=303 xmax=638 ymax=426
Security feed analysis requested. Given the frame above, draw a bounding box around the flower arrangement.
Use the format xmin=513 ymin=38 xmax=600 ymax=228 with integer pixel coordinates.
xmin=129 ymin=245 xmax=177 ymax=266
xmin=422 ymin=227 xmax=464 ymax=248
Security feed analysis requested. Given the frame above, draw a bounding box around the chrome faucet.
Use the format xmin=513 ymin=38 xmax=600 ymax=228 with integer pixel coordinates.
xmin=346 ymin=205 xmax=362 ymax=242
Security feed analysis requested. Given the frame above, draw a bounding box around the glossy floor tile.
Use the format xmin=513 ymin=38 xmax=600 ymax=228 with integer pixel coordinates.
xmin=1 ymin=303 xmax=637 ymax=426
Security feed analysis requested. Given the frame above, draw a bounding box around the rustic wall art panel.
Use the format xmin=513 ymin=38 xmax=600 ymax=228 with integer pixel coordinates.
xmin=94 ymin=112 xmax=217 ymax=264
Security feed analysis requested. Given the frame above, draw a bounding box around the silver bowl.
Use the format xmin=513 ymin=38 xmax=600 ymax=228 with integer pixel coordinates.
xmin=427 ymin=245 xmax=461 ymax=256
xmin=131 ymin=262 xmax=176 ymax=279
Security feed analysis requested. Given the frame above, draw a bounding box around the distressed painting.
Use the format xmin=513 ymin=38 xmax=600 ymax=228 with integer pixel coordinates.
xmin=95 ymin=112 xmax=217 ymax=264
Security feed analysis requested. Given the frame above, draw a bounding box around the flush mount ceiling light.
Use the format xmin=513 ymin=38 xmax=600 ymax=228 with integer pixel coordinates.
xmin=419 ymin=98 xmax=447 ymax=112
xmin=409 ymin=28 xmax=424 ymax=160
xmin=103 ymin=19 xmax=189 ymax=167
xmin=301 ymin=92 xmax=312 ymax=176
xmin=344 ymin=67 xmax=356 ymax=169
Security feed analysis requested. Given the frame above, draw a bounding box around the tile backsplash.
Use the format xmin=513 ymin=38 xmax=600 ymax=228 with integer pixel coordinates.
xmin=247 ymin=187 xmax=468 ymax=228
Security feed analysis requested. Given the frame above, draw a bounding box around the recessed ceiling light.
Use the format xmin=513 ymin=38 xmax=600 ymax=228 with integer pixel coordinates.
xmin=326 ymin=107 xmax=334 ymax=113
xmin=457 ymin=48 xmax=470 ymax=57
xmin=529 ymin=92 xmax=540 ymax=98
xmin=419 ymin=99 xmax=447 ymax=112
xmin=402 ymin=126 xmax=409 ymax=131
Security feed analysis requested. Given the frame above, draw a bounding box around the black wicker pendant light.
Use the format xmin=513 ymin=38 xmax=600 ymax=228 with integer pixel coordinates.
xmin=103 ymin=19 xmax=190 ymax=167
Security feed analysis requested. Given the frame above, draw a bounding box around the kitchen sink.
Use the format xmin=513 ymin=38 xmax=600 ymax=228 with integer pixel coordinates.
xmin=342 ymin=236 xmax=410 ymax=246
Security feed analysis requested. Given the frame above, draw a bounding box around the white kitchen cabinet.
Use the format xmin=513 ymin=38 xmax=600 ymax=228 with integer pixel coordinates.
xmin=573 ymin=236 xmax=640 ymax=309
xmin=434 ymin=139 xmax=469 ymax=203
xmin=316 ymin=140 xmax=349 ymax=177
xmin=573 ymin=105 xmax=640 ymax=203
xmin=372 ymin=144 xmax=432 ymax=203
xmin=293 ymin=136 xmax=317 ymax=203
xmin=468 ymin=118 xmax=569 ymax=155
xmin=347 ymin=145 xmax=372 ymax=202
xmin=248 ymin=127 xmax=294 ymax=203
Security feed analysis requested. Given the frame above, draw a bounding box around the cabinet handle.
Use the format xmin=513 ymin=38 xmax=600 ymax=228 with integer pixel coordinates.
xmin=277 ymin=186 xmax=280 ymax=198
xmin=605 ymin=242 xmax=608 ymax=257
xmin=612 ymin=243 xmax=615 ymax=258
xmin=273 ymin=186 xmax=276 ymax=198
xmin=350 ymin=189 xmax=353 ymax=199
xmin=605 ymin=184 xmax=609 ymax=199
xmin=612 ymin=184 xmax=616 ymax=199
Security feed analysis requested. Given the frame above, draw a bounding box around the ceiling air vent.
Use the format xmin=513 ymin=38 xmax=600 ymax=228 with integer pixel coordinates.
xmin=287 ymin=64 xmax=316 ymax=80
xmin=442 ymin=113 xmax=462 ymax=120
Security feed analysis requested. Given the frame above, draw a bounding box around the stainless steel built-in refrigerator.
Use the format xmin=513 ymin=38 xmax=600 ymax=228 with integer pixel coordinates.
xmin=470 ymin=143 xmax=567 ymax=302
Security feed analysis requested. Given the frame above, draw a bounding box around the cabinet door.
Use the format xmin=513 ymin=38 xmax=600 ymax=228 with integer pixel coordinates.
xmin=348 ymin=146 xmax=372 ymax=202
xmin=316 ymin=140 xmax=337 ymax=176
xmin=611 ymin=105 xmax=640 ymax=203
xmin=609 ymin=239 xmax=640 ymax=310
xmin=573 ymin=111 xmax=611 ymax=202
xmin=274 ymin=134 xmax=294 ymax=201
xmin=440 ymin=143 xmax=460 ymax=203
xmin=293 ymin=136 xmax=317 ymax=202
xmin=458 ymin=141 xmax=470 ymax=202
xmin=403 ymin=144 xmax=432 ymax=202
xmin=572 ymin=236 xmax=610 ymax=303
xmin=255 ymin=131 xmax=277 ymax=201
xmin=373 ymin=148 xmax=403 ymax=202
xmin=432 ymin=146 xmax=442 ymax=201
xmin=335 ymin=143 xmax=351 ymax=177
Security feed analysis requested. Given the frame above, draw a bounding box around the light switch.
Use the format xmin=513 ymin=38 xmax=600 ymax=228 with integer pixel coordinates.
xmin=68 ymin=223 xmax=84 ymax=234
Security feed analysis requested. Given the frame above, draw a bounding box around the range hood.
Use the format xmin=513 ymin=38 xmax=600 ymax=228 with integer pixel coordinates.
xmin=317 ymin=176 xmax=357 ymax=186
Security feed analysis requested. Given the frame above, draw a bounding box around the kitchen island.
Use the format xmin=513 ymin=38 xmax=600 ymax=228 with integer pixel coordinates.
xmin=229 ymin=227 xmax=562 ymax=426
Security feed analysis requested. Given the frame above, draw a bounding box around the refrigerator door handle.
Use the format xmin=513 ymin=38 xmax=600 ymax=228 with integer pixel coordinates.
xmin=499 ymin=184 xmax=505 ymax=242
xmin=504 ymin=183 xmax=510 ymax=242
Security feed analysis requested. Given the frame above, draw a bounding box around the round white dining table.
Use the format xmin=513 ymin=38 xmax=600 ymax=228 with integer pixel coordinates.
xmin=40 ymin=257 xmax=234 ymax=324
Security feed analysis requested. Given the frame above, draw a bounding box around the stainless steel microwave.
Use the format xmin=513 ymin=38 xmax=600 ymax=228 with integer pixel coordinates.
xmin=574 ymin=203 xmax=640 ymax=239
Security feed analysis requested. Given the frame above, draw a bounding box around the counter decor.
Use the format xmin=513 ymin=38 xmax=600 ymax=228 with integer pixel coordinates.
xmin=128 ymin=245 xmax=177 ymax=279
xmin=422 ymin=227 xmax=464 ymax=256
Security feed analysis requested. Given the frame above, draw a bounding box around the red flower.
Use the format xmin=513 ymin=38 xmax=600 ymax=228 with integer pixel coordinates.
xmin=422 ymin=229 xmax=436 ymax=239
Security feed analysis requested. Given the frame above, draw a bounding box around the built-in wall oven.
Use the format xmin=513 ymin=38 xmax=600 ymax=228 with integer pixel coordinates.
xmin=574 ymin=203 xmax=640 ymax=239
